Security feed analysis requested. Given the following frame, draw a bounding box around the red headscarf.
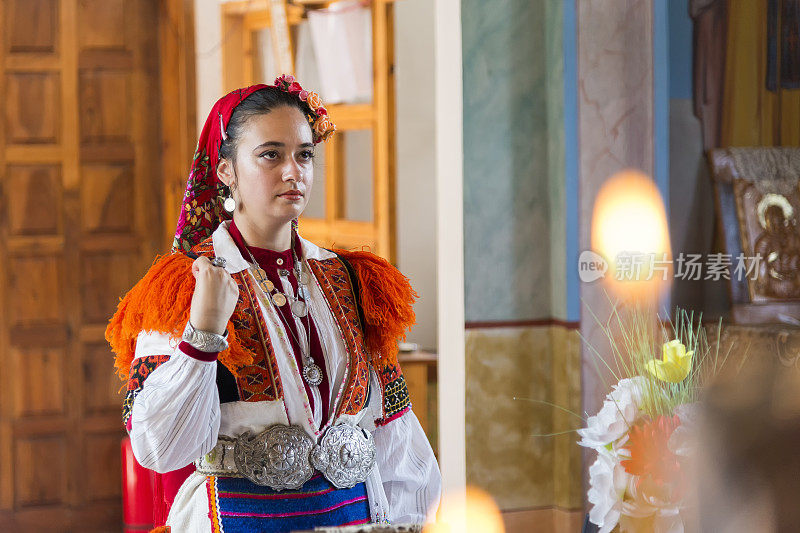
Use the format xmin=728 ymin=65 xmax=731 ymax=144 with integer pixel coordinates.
xmin=172 ymin=77 xmax=335 ymax=252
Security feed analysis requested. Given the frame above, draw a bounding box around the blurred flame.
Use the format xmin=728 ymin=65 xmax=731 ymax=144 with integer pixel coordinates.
xmin=591 ymin=169 xmax=672 ymax=301
xmin=424 ymin=486 xmax=505 ymax=533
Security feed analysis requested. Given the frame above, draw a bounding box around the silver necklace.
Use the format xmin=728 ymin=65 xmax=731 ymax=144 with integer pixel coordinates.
xmin=247 ymin=250 xmax=310 ymax=319
xmin=245 ymin=244 xmax=323 ymax=387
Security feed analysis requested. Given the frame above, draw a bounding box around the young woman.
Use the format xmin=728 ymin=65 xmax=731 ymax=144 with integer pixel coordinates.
xmin=107 ymin=77 xmax=441 ymax=532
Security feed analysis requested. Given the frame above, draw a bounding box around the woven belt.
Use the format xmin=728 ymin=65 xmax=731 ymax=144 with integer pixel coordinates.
xmin=195 ymin=423 xmax=376 ymax=491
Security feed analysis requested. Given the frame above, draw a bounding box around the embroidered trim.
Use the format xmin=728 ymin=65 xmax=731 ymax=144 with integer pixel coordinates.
xmin=376 ymin=373 xmax=412 ymax=426
xmin=193 ymin=235 xmax=283 ymax=402
xmin=307 ymin=258 xmax=371 ymax=417
xmin=123 ymin=355 xmax=171 ymax=428
xmin=232 ymin=272 xmax=283 ymax=402
xmin=207 ymin=476 xmax=222 ymax=533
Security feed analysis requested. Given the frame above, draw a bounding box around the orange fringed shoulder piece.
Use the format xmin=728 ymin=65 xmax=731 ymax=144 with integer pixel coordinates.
xmin=105 ymin=252 xmax=253 ymax=382
xmin=149 ymin=527 xmax=170 ymax=533
xmin=332 ymin=249 xmax=418 ymax=368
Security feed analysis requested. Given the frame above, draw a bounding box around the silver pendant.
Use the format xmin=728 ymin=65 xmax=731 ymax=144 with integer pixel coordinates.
xmin=299 ymin=271 xmax=311 ymax=285
xmin=302 ymin=363 xmax=323 ymax=386
xmin=291 ymin=300 xmax=307 ymax=317
xmin=223 ymin=196 xmax=236 ymax=213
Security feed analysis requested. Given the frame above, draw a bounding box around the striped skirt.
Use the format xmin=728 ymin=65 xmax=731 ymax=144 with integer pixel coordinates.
xmin=206 ymin=474 xmax=371 ymax=533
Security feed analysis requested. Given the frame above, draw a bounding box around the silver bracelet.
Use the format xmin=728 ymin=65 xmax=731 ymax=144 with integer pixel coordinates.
xmin=182 ymin=321 xmax=229 ymax=352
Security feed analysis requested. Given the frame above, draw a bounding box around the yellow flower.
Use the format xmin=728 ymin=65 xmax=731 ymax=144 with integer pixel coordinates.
xmin=646 ymin=340 xmax=693 ymax=383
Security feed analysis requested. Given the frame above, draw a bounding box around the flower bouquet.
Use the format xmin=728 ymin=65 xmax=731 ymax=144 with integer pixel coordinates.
xmin=578 ymin=306 xmax=726 ymax=533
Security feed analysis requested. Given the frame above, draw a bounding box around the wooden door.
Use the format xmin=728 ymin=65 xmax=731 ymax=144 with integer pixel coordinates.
xmin=0 ymin=0 xmax=192 ymax=529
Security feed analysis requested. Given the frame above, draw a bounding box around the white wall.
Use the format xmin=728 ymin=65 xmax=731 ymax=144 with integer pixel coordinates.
xmin=194 ymin=0 xmax=225 ymax=136
xmin=394 ymin=0 xmax=437 ymax=350
xmin=192 ymin=0 xmax=438 ymax=350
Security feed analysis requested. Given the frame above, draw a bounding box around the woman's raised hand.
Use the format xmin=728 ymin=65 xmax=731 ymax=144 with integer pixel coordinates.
xmin=189 ymin=256 xmax=239 ymax=335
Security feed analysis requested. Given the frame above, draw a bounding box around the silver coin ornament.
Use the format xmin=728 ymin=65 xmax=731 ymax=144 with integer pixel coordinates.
xmin=291 ymin=300 xmax=307 ymax=318
xmin=299 ymin=271 xmax=311 ymax=285
xmin=302 ymin=363 xmax=324 ymax=386
xmin=223 ymin=196 xmax=236 ymax=213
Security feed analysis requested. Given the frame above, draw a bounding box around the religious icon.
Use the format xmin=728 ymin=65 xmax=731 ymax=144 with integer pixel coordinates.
xmin=734 ymin=182 xmax=800 ymax=301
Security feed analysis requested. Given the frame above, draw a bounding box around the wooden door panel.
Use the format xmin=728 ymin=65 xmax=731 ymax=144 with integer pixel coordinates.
xmin=14 ymin=434 xmax=68 ymax=507
xmin=5 ymin=72 xmax=61 ymax=144
xmin=80 ymin=252 xmax=141 ymax=324
xmin=11 ymin=347 xmax=67 ymax=418
xmin=83 ymin=431 xmax=122 ymax=502
xmin=82 ymin=343 xmax=125 ymax=415
xmin=80 ymin=163 xmax=135 ymax=233
xmin=4 ymin=0 xmax=59 ymax=55
xmin=78 ymin=0 xmax=127 ymax=50
xmin=79 ymin=71 xmax=131 ymax=143
xmin=5 ymin=165 xmax=63 ymax=236
xmin=7 ymin=255 xmax=64 ymax=325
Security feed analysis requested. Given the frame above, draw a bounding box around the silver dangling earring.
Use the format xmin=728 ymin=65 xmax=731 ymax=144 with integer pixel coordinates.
xmin=224 ymin=184 xmax=236 ymax=213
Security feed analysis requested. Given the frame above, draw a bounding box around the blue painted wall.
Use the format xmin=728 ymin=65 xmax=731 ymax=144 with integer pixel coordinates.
xmin=461 ymin=0 xmax=566 ymax=323
xmin=668 ymin=0 xmax=693 ymax=99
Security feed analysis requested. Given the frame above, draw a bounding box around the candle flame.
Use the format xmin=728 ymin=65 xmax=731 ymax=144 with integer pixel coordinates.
xmin=591 ymin=169 xmax=672 ymax=301
xmin=424 ymin=486 xmax=505 ymax=533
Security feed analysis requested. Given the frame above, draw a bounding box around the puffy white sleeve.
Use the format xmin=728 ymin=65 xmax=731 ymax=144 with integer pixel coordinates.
xmin=128 ymin=330 xmax=221 ymax=473
xmin=373 ymin=409 xmax=442 ymax=524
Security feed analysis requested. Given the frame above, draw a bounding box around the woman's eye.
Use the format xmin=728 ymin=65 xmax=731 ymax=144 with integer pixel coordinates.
xmin=261 ymin=150 xmax=279 ymax=159
xmin=300 ymin=150 xmax=315 ymax=160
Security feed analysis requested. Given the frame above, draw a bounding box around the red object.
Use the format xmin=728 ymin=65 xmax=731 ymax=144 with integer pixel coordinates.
xmin=150 ymin=464 xmax=196 ymax=527
xmin=122 ymin=437 xmax=196 ymax=530
xmin=122 ymin=437 xmax=154 ymax=533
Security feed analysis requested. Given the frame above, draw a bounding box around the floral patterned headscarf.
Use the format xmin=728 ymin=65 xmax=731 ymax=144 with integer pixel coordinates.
xmin=172 ymin=77 xmax=334 ymax=252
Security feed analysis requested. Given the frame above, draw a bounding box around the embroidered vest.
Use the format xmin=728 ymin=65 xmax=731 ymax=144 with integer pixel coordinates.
xmin=189 ymin=237 xmax=409 ymax=422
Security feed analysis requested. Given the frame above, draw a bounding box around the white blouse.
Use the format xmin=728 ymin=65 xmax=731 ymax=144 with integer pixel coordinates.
xmin=128 ymin=222 xmax=441 ymax=526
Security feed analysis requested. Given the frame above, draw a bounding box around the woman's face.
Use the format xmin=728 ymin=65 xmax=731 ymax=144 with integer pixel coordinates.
xmin=218 ymin=105 xmax=315 ymax=227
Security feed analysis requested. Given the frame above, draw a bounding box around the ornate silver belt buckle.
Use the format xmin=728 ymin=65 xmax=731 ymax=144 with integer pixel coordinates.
xmin=311 ymin=423 xmax=376 ymax=489
xmin=233 ymin=424 xmax=314 ymax=490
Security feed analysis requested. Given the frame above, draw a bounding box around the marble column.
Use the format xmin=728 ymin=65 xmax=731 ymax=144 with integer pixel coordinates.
xmin=577 ymin=0 xmax=656 ymax=420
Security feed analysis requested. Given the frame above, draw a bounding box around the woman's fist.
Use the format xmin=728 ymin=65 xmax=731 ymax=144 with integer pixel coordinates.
xmin=189 ymin=256 xmax=239 ymax=335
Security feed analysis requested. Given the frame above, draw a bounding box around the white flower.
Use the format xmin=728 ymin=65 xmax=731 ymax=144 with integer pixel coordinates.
xmin=587 ymin=451 xmax=630 ymax=533
xmin=668 ymin=403 xmax=699 ymax=457
xmin=620 ymin=475 xmax=684 ymax=533
xmin=578 ymin=377 xmax=647 ymax=449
